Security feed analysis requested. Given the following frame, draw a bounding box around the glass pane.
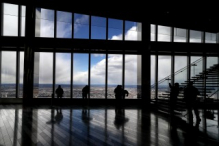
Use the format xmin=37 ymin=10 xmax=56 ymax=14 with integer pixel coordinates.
xmin=206 ymin=57 xmax=219 ymax=100
xmin=191 ymin=56 xmax=202 ymax=78
xmin=74 ymin=13 xmax=89 ymax=39
xmin=125 ymin=21 xmax=142 ymax=41
xmin=107 ymin=54 xmax=122 ymax=98
xmin=205 ymin=32 xmax=216 ymax=43
xmin=91 ymin=16 xmax=106 ymax=40
xmin=73 ymin=53 xmax=88 ymax=98
xmin=108 ymin=18 xmax=123 ymax=40
xmin=125 ymin=55 xmax=141 ymax=99
xmin=57 ymin=11 xmax=72 ymax=38
xmin=21 ymin=6 xmax=26 ymax=37
xmin=151 ymin=24 xmax=155 ymax=41
xmin=1 ymin=51 xmax=16 ymax=98
xmin=207 ymin=57 xmax=218 ymax=68
xmin=35 ymin=8 xmax=54 ymax=37
xmin=151 ymin=55 xmax=156 ymax=99
xmin=174 ymin=28 xmax=187 ymax=42
xmin=3 ymin=3 xmax=18 ymax=36
xmin=55 ymin=53 xmax=71 ymax=98
xmin=90 ymin=54 xmax=106 ymax=98
xmin=174 ymin=56 xmax=187 ymax=84
xmin=19 ymin=52 xmax=24 ymax=98
xmin=34 ymin=52 xmax=53 ymax=98
xmin=158 ymin=25 xmax=171 ymax=42
xmin=190 ymin=30 xmax=202 ymax=43
xmin=158 ymin=56 xmax=171 ymax=99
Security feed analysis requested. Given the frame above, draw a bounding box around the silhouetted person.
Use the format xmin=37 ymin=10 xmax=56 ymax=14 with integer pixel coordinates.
xmin=169 ymin=82 xmax=181 ymax=114
xmin=114 ymin=85 xmax=124 ymax=113
xmin=184 ymin=81 xmax=201 ymax=124
xmin=56 ymin=85 xmax=64 ymax=99
xmin=82 ymin=85 xmax=89 ymax=99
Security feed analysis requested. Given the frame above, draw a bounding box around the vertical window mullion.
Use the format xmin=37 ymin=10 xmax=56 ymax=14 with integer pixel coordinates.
xmin=53 ymin=51 xmax=56 ymax=98
xmin=122 ymin=54 xmax=125 ymax=93
xmin=72 ymin=12 xmax=74 ymax=39
xmin=122 ymin=20 xmax=125 ymax=40
xmin=16 ymin=50 xmax=20 ymax=98
xmin=105 ymin=53 xmax=108 ymax=99
xmin=18 ymin=5 xmax=21 ymax=37
xmin=71 ymin=52 xmax=73 ymax=99
xmin=89 ymin=15 xmax=91 ymax=39
xmin=88 ymin=53 xmax=91 ymax=99
xmin=54 ymin=10 xmax=57 ymax=38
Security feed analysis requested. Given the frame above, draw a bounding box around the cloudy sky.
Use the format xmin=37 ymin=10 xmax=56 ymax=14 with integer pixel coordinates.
xmin=2 ymin=3 xmax=218 ymax=87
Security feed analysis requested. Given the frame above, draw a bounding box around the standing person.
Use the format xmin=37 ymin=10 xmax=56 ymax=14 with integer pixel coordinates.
xmin=114 ymin=85 xmax=124 ymax=114
xmin=55 ymin=85 xmax=64 ymax=99
xmin=184 ymin=81 xmax=201 ymax=124
xmin=169 ymin=82 xmax=181 ymax=114
xmin=82 ymin=85 xmax=89 ymax=99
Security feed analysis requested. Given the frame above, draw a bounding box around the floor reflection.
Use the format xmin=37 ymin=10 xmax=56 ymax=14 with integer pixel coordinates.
xmin=0 ymin=105 xmax=219 ymax=145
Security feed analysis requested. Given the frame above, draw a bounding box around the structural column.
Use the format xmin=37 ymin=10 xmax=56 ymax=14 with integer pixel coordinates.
xmin=141 ymin=20 xmax=151 ymax=103
xmin=23 ymin=1 xmax=35 ymax=103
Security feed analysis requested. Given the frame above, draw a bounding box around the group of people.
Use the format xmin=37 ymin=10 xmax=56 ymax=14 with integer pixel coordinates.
xmin=169 ymin=81 xmax=201 ymax=124
xmin=54 ymin=84 xmax=129 ymax=100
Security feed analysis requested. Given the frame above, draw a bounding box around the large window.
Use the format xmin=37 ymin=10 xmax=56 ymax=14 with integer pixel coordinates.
xmin=73 ymin=53 xmax=89 ymax=98
xmin=74 ymin=13 xmax=89 ymax=39
xmin=1 ymin=51 xmax=16 ymax=98
xmin=34 ymin=52 xmax=53 ymax=98
xmin=150 ymin=55 xmax=156 ymax=99
xmin=151 ymin=24 xmax=156 ymax=41
xmin=57 ymin=11 xmax=72 ymax=38
xmin=174 ymin=56 xmax=187 ymax=88
xmin=91 ymin=16 xmax=106 ymax=40
xmin=2 ymin=3 xmax=25 ymax=36
xmin=90 ymin=54 xmax=106 ymax=98
xmin=108 ymin=18 xmax=123 ymax=40
xmin=55 ymin=53 xmax=71 ymax=98
xmin=19 ymin=52 xmax=24 ymax=98
xmin=35 ymin=8 xmax=54 ymax=37
xmin=174 ymin=28 xmax=187 ymax=42
xmin=125 ymin=21 xmax=142 ymax=41
xmin=190 ymin=30 xmax=202 ymax=43
xmin=107 ymin=54 xmax=123 ymax=98
xmin=158 ymin=55 xmax=171 ymax=99
xmin=158 ymin=25 xmax=171 ymax=42
xmin=205 ymin=32 xmax=216 ymax=43
xmin=125 ymin=55 xmax=141 ymax=99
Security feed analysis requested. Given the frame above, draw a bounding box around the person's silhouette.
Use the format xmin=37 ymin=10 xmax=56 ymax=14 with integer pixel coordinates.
xmin=184 ymin=81 xmax=201 ymax=124
xmin=169 ymin=82 xmax=181 ymax=115
xmin=114 ymin=85 xmax=123 ymax=113
xmin=55 ymin=85 xmax=64 ymax=99
xmin=82 ymin=85 xmax=89 ymax=99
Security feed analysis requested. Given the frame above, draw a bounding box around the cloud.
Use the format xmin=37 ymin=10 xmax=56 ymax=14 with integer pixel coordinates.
xmin=74 ymin=15 xmax=89 ymax=33
xmin=111 ymin=26 xmax=138 ymax=40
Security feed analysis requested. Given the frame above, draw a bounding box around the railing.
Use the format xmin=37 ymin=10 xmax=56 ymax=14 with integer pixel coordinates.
xmin=151 ymin=57 xmax=219 ymax=101
xmin=151 ymin=57 xmax=203 ymax=88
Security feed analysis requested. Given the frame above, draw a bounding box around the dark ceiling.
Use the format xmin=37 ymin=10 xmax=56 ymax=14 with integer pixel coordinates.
xmin=3 ymin=0 xmax=219 ymax=33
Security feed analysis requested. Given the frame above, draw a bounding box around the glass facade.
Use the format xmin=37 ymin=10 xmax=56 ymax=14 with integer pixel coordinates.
xmin=0 ymin=2 xmax=218 ymax=102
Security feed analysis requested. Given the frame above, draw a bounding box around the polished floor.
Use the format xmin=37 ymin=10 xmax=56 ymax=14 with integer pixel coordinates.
xmin=0 ymin=104 xmax=219 ymax=146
